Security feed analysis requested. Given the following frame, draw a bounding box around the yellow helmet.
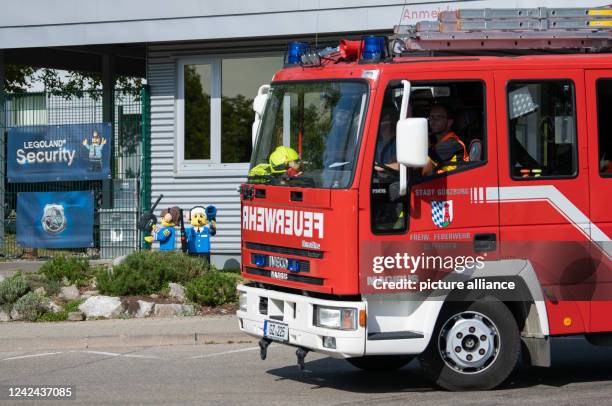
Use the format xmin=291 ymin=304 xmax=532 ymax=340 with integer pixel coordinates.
xmin=269 ymin=146 xmax=299 ymax=173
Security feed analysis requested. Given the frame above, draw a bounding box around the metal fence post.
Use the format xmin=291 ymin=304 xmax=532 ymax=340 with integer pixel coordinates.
xmin=0 ymin=51 xmax=6 ymax=253
xmin=102 ymin=55 xmax=115 ymax=210
xmin=139 ymin=85 xmax=151 ymax=250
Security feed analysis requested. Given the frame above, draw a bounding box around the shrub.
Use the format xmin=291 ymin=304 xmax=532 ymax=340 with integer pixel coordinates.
xmin=185 ymin=272 xmax=242 ymax=307
xmin=13 ymin=292 xmax=44 ymax=321
xmin=64 ymin=299 xmax=84 ymax=313
xmin=37 ymin=311 xmax=68 ymax=322
xmin=0 ymin=273 xmax=29 ymax=305
xmin=39 ymin=256 xmax=91 ymax=286
xmin=96 ymin=251 xmax=207 ymax=296
xmin=24 ymin=273 xmax=60 ymax=296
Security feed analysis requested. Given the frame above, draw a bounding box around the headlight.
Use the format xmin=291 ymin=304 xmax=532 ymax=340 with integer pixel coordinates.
xmin=313 ymin=306 xmax=357 ymax=330
xmin=239 ymin=291 xmax=247 ymax=312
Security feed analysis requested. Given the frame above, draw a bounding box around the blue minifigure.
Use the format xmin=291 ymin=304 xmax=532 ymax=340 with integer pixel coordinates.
xmin=145 ymin=206 xmax=180 ymax=251
xmin=186 ymin=206 xmax=216 ymax=265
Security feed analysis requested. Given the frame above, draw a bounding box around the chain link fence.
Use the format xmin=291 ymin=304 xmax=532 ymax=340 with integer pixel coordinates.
xmin=0 ymin=86 xmax=151 ymax=259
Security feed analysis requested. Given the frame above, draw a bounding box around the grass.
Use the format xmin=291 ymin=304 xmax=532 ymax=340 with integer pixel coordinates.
xmin=1 ymin=233 xmax=93 ymax=259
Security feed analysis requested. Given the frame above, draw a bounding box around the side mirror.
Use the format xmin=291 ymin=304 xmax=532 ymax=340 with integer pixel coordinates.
xmin=396 ymin=117 xmax=428 ymax=167
xmin=252 ymin=84 xmax=270 ymax=146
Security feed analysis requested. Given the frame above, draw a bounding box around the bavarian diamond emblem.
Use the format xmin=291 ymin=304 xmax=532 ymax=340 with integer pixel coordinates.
xmin=431 ymin=200 xmax=453 ymax=228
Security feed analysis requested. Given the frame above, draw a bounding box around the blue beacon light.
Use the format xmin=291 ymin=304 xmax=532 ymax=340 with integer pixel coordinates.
xmin=287 ymin=259 xmax=300 ymax=273
xmin=253 ymin=254 xmax=267 ymax=267
xmin=286 ymin=41 xmax=310 ymax=65
xmin=361 ymin=36 xmax=386 ymax=62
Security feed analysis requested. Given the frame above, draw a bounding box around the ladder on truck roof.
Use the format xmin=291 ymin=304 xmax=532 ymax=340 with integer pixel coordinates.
xmin=392 ymin=6 xmax=612 ymax=53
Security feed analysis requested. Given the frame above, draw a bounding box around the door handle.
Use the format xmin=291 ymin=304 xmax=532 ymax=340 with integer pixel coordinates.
xmin=474 ymin=233 xmax=496 ymax=252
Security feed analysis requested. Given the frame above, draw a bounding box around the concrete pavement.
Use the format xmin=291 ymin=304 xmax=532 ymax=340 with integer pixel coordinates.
xmin=0 ymin=315 xmax=251 ymax=351
xmin=2 ymin=337 xmax=612 ymax=405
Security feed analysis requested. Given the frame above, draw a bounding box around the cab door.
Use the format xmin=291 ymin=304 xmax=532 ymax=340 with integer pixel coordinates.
xmin=358 ymin=70 xmax=499 ymax=294
xmin=494 ymin=69 xmax=591 ymax=335
xmin=585 ymin=70 xmax=612 ymax=333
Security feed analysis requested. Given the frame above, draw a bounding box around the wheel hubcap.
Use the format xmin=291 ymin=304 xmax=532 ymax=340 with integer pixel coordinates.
xmin=438 ymin=311 xmax=500 ymax=373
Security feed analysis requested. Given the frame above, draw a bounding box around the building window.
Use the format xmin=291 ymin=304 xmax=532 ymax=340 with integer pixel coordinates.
xmin=507 ymin=80 xmax=577 ymax=179
xmin=178 ymin=55 xmax=283 ymax=171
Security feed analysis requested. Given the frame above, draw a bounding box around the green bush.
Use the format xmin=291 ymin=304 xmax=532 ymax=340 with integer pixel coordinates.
xmin=185 ymin=271 xmax=242 ymax=307
xmin=24 ymin=273 xmax=60 ymax=296
xmin=0 ymin=273 xmax=30 ymax=305
xmin=64 ymin=298 xmax=84 ymax=313
xmin=39 ymin=256 xmax=91 ymax=286
xmin=37 ymin=311 xmax=68 ymax=322
xmin=96 ymin=251 xmax=208 ymax=296
xmin=13 ymin=292 xmax=44 ymax=321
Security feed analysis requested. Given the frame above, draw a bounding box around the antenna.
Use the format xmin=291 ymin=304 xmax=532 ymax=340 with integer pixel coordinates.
xmin=315 ymin=0 xmax=320 ymax=48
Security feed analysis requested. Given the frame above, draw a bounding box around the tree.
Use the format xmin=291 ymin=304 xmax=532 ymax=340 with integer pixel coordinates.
xmin=221 ymin=94 xmax=254 ymax=163
xmin=3 ymin=65 xmax=142 ymax=99
xmin=184 ymin=65 xmax=210 ymax=160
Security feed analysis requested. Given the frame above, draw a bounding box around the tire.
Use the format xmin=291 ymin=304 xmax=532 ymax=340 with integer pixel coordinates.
xmin=419 ymin=298 xmax=520 ymax=391
xmin=346 ymin=355 xmax=414 ymax=371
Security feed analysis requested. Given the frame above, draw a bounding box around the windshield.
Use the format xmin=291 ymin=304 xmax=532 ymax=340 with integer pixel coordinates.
xmin=248 ymin=81 xmax=368 ymax=188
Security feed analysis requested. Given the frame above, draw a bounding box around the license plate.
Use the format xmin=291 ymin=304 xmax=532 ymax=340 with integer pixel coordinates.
xmin=264 ymin=320 xmax=289 ymax=342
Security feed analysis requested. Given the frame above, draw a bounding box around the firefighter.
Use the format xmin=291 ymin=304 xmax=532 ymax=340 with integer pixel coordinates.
xmin=422 ymin=104 xmax=469 ymax=176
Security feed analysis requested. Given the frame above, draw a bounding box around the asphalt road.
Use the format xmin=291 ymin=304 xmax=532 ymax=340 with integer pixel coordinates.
xmin=1 ymin=337 xmax=612 ymax=405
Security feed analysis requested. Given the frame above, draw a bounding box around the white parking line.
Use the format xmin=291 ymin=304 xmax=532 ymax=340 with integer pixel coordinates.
xmin=77 ymin=350 xmax=162 ymax=359
xmin=1 ymin=352 xmax=63 ymax=361
xmin=191 ymin=346 xmax=260 ymax=359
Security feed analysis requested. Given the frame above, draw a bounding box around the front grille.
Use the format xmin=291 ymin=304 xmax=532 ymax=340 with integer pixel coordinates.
xmin=250 ymin=253 xmax=310 ymax=273
xmin=245 ymin=267 xmax=324 ymax=286
xmin=246 ymin=242 xmax=323 ymax=259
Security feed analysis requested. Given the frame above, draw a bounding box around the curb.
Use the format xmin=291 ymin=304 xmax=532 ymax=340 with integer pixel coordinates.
xmin=1 ymin=332 xmax=254 ymax=351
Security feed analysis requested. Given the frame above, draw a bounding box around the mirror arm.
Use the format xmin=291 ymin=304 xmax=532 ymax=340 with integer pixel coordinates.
xmin=399 ymin=80 xmax=411 ymax=120
xmin=252 ymin=84 xmax=270 ymax=147
xmin=399 ymin=164 xmax=408 ymax=197
xmin=398 ymin=80 xmax=411 ymax=196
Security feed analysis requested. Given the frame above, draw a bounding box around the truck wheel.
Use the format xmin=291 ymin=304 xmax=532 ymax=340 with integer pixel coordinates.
xmin=420 ymin=299 xmax=520 ymax=391
xmin=347 ymin=355 xmax=414 ymax=371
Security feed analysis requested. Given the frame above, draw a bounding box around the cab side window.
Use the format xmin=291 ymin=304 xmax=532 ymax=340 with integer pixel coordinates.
xmin=507 ymin=80 xmax=577 ymax=179
xmin=371 ymin=92 xmax=406 ymax=234
xmin=596 ymin=79 xmax=612 ymax=177
xmin=412 ymin=81 xmax=486 ymax=181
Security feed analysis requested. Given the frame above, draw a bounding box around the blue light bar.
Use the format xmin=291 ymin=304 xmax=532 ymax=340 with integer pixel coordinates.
xmin=361 ymin=36 xmax=386 ymax=62
xmin=286 ymin=41 xmax=309 ymax=65
xmin=253 ymin=254 xmax=267 ymax=267
xmin=287 ymin=259 xmax=300 ymax=273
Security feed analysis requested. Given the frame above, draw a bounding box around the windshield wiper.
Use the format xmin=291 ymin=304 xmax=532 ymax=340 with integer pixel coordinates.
xmin=247 ymin=175 xmax=273 ymax=184
xmin=281 ymin=176 xmax=316 ymax=187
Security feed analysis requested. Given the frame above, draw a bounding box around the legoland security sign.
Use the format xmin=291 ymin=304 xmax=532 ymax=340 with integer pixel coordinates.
xmin=7 ymin=123 xmax=112 ymax=182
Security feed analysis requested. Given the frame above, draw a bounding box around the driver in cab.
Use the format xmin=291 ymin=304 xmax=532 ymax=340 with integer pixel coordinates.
xmin=423 ymin=104 xmax=468 ymax=176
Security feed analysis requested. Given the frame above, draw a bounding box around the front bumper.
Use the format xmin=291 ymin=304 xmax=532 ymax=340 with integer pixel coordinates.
xmin=236 ymin=284 xmax=366 ymax=358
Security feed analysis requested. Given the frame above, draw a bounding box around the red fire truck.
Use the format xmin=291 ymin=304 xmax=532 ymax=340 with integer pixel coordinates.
xmin=237 ymin=6 xmax=612 ymax=390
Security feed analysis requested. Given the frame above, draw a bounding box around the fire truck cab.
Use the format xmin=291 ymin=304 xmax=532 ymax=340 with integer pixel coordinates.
xmin=237 ymin=6 xmax=612 ymax=391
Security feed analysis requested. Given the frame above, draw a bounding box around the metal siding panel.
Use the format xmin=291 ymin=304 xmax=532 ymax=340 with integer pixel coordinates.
xmin=147 ymin=43 xmax=256 ymax=255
